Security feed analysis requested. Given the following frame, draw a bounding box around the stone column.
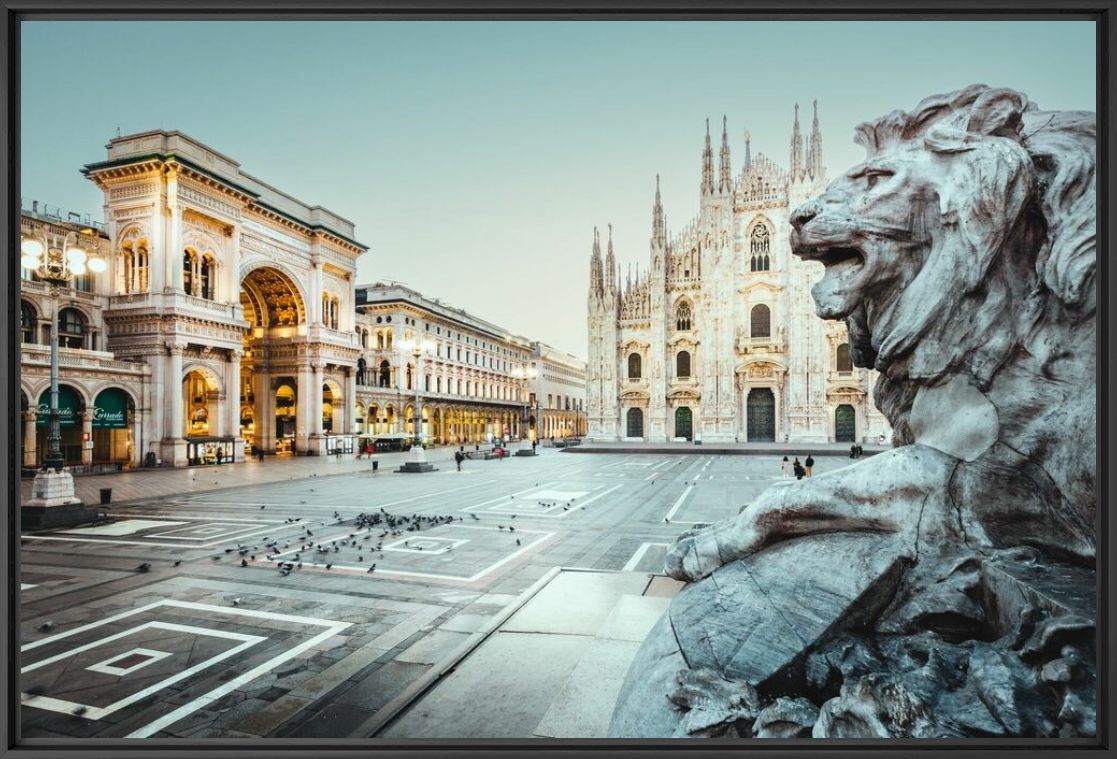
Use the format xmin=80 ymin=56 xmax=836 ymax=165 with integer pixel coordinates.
xmin=296 ymin=366 xmax=312 ymax=453
xmin=167 ymin=174 xmax=184 ymax=292
xmin=225 ymin=353 xmax=242 ymax=437
xmin=311 ymin=364 xmax=324 ymax=438
xmin=23 ymin=410 xmax=37 ymax=467
xmin=345 ymin=369 xmax=357 ymax=433
xmin=81 ymin=410 xmax=93 ymax=465
xmin=168 ymin=345 xmax=184 ymax=439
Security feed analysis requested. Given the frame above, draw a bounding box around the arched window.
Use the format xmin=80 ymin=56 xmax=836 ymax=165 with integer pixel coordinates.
xmin=379 ymin=360 xmax=391 ymax=387
xmin=376 ymin=330 xmax=385 ymax=350
xmin=750 ymin=304 xmax=771 ymax=338
xmin=120 ymin=240 xmax=149 ymax=293
xmin=750 ymin=224 xmax=771 ymax=272
xmin=628 ymin=353 xmax=642 ymax=380
xmin=836 ymin=343 xmax=853 ymax=373
xmin=58 ymin=308 xmax=87 ymax=349
xmin=675 ymin=301 xmax=692 ymax=331
xmin=199 ymin=255 xmax=215 ymax=299
xmin=676 ymin=350 xmax=691 ymax=379
xmin=183 ymin=250 xmax=196 ymax=294
xmin=21 ymin=301 xmax=36 ymax=344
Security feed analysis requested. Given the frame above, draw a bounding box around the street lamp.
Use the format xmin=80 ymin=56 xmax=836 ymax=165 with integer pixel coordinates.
xmin=22 ymin=228 xmax=107 ymax=522
xmin=511 ymin=363 xmax=539 ymax=456
xmin=397 ymin=337 xmax=436 ymax=472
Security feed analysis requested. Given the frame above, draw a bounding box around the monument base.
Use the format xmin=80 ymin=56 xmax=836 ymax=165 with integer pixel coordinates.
xmin=23 ymin=469 xmax=102 ymax=530
xmin=397 ymin=445 xmax=437 ymax=473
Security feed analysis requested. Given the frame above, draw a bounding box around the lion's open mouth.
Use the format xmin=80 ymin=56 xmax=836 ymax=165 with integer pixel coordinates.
xmin=796 ymin=244 xmax=864 ymax=268
xmin=794 ymin=242 xmax=867 ymax=318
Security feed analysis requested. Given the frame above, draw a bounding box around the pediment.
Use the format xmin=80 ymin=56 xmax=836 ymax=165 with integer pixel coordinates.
xmin=738 ymin=278 xmax=784 ymax=295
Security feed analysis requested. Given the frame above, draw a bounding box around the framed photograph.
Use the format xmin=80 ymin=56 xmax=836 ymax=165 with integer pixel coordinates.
xmin=3 ymin=2 xmax=1109 ymax=757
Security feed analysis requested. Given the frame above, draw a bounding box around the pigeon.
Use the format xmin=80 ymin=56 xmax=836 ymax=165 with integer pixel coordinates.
xmin=136 ymin=563 xmax=151 ymax=573
xmin=173 ymin=560 xmax=182 ymax=567
xmin=325 ymin=564 xmax=332 ymax=570
xmin=260 ymin=505 xmax=266 ymax=509
xmin=515 ymin=539 xmax=521 ymax=546
xmin=36 ymin=621 xmax=54 ymax=632
xmin=664 ymin=518 xmax=670 ymax=523
xmin=358 ymin=556 xmax=363 ymax=562
xmin=509 ymin=526 xmax=515 ymax=532
xmin=367 ymin=564 xmax=376 ymax=573
xmin=279 ymin=569 xmax=290 ymax=577
xmin=72 ymin=706 xmax=88 ymax=716
xmin=241 ymin=559 xmax=248 ymax=567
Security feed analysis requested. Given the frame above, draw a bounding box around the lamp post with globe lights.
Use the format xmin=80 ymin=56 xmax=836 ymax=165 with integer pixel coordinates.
xmin=21 ymin=228 xmax=108 ymax=523
xmin=397 ymin=337 xmax=437 ymax=472
xmin=511 ymin=363 xmax=539 ymax=456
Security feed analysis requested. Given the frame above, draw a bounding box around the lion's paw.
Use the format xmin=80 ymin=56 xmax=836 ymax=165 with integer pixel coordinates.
xmin=664 ymin=525 xmax=727 ymax=582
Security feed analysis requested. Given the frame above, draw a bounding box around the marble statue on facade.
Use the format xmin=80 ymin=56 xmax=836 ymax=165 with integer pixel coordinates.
xmin=610 ymin=85 xmax=1097 ymax=739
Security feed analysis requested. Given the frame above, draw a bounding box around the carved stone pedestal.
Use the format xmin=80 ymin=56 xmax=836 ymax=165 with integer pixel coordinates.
xmin=22 ymin=469 xmax=101 ymax=530
xmin=397 ymin=445 xmax=436 ymax=473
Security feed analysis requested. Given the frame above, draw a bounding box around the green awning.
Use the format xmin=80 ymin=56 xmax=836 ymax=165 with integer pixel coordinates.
xmin=93 ymin=388 xmax=130 ymax=429
xmin=36 ymin=386 xmax=81 ymax=427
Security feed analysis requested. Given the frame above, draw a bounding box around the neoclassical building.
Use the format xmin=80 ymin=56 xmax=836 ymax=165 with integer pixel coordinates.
xmin=586 ymin=105 xmax=891 ymax=444
xmin=353 ymin=283 xmax=586 ymax=445
xmin=19 ymin=131 xmax=368 ymax=469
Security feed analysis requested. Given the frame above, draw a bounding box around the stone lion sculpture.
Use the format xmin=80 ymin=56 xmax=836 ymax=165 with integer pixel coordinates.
xmin=609 ymin=85 xmax=1096 ymax=739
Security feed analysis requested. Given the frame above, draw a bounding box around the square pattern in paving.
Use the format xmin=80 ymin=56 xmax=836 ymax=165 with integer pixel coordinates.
xmin=462 ymin=484 xmax=622 ymax=519
xmin=21 ymin=599 xmax=349 ymax=738
xmin=269 ymin=523 xmax=553 ymax=583
xmin=23 ymin=517 xmax=300 ymax=549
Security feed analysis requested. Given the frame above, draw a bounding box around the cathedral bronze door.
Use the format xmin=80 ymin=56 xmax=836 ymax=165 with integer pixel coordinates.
xmin=746 ymin=388 xmax=775 ymax=442
xmin=626 ymin=408 xmax=644 ymax=438
xmin=835 ymin=404 xmax=856 ymax=442
xmin=675 ymin=407 xmax=692 ymax=441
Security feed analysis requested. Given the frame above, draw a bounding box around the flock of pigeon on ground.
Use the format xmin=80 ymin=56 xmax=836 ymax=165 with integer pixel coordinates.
xmin=132 ymin=482 xmax=584 ymax=586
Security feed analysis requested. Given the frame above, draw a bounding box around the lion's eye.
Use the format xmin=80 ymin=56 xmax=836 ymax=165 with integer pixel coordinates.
xmin=863 ymin=169 xmax=894 ymax=190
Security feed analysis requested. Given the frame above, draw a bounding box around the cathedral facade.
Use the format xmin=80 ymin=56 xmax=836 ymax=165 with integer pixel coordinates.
xmin=586 ymin=104 xmax=891 ymax=444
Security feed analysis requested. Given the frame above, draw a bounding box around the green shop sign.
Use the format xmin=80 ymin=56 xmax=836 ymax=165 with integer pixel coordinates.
xmin=92 ymin=388 xmax=130 ymax=429
xmin=35 ymin=386 xmax=80 ymax=427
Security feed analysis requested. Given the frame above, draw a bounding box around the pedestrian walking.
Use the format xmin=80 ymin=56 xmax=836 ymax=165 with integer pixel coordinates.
xmin=805 ymin=455 xmax=814 ymax=477
xmin=793 ymin=457 xmax=805 ymax=480
xmin=781 ymin=456 xmax=792 ymax=478
xmin=455 ymin=451 xmax=463 ymax=472
xmin=850 ymin=444 xmax=857 ymax=460
xmin=857 ymin=444 xmax=864 ymax=458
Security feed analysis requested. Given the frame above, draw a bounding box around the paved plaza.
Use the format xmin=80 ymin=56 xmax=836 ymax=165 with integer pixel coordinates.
xmin=19 ymin=449 xmax=860 ymax=739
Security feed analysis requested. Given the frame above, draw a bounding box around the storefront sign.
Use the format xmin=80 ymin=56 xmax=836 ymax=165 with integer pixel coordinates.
xmin=35 ymin=386 xmax=80 ymax=427
xmin=92 ymin=388 xmax=130 ymax=429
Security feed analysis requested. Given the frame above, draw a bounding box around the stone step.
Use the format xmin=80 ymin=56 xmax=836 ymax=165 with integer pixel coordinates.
xmin=376 ymin=569 xmax=683 ymax=740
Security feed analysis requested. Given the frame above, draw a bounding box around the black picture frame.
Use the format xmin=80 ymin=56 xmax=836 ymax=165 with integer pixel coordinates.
xmin=2 ymin=2 xmax=1111 ymax=757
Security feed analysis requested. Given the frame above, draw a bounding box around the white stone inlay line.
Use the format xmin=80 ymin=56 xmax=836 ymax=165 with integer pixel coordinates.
xmin=663 ymin=485 xmax=695 ymax=522
xmin=61 ymin=519 xmax=188 ymax=536
xmin=20 ymin=584 xmax=37 ymax=591
xmin=20 ymin=599 xmax=350 ymax=738
xmin=86 ymin=647 xmax=174 ymax=676
xmin=22 ymin=622 xmax=265 ymax=720
xmin=622 ymin=542 xmax=671 ymax=572
xmin=464 ymin=484 xmax=622 ymax=519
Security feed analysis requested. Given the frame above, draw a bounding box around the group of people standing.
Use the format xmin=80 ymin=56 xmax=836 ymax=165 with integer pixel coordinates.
xmin=781 ymin=455 xmax=814 ymax=480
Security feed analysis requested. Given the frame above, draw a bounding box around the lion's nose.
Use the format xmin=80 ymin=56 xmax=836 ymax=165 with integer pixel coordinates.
xmin=790 ymin=201 xmax=820 ymax=231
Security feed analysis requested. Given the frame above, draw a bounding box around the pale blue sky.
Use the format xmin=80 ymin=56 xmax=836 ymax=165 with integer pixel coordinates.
xmin=21 ymin=21 xmax=1095 ymax=358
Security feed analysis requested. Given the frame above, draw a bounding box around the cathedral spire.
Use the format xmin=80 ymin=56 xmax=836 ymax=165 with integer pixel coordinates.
xmin=652 ymin=174 xmax=666 ymax=246
xmin=701 ymin=117 xmax=714 ymax=196
xmin=744 ymin=129 xmax=752 ymax=169
xmin=718 ymin=115 xmax=732 ymax=195
xmin=807 ymin=98 xmax=823 ymax=180
xmin=589 ymin=226 xmax=603 ymax=297
xmin=790 ymin=102 xmax=803 ymax=181
xmin=604 ymin=226 xmax=616 ymax=293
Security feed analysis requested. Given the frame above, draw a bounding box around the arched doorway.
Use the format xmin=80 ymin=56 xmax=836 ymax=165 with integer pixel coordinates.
xmin=241 ymin=265 xmax=306 ymax=456
xmin=92 ymin=387 xmax=134 ymax=464
xmin=626 ymin=407 xmax=644 ymax=438
xmin=675 ymin=406 xmax=693 ymax=441
xmin=322 ymin=381 xmax=341 ymax=433
xmin=746 ymin=388 xmax=775 ymax=442
xmin=35 ymin=385 xmax=84 ymax=466
xmin=274 ymin=381 xmax=298 ymax=455
xmin=835 ymin=404 xmax=856 ymax=442
xmin=184 ymin=370 xmax=219 ymax=438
